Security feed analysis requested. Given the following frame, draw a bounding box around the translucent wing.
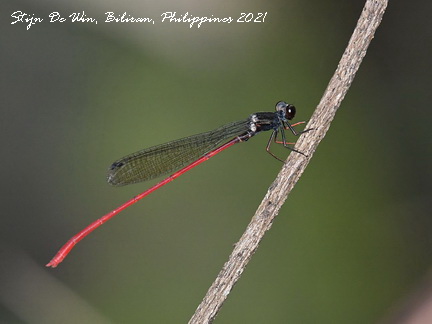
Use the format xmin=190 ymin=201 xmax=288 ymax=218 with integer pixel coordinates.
xmin=107 ymin=120 xmax=250 ymax=186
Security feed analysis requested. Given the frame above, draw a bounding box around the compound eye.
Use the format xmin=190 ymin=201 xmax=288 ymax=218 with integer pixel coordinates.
xmin=286 ymin=104 xmax=296 ymax=120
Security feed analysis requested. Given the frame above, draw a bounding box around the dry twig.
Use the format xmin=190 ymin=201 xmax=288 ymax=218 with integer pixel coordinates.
xmin=189 ymin=0 xmax=389 ymax=323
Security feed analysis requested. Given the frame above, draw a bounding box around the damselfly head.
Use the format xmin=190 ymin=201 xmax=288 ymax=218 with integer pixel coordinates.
xmin=275 ymin=101 xmax=296 ymax=120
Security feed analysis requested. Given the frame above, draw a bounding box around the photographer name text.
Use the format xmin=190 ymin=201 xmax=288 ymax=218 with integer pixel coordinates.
xmin=11 ymin=11 xmax=268 ymax=30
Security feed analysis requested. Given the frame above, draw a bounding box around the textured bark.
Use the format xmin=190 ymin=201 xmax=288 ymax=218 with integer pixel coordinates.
xmin=189 ymin=1 xmax=389 ymax=323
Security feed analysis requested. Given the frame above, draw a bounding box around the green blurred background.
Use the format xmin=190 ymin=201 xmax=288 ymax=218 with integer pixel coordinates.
xmin=1 ymin=0 xmax=432 ymax=323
